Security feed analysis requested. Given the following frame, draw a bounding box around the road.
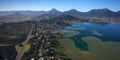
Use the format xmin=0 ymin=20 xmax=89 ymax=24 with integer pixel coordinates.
xmin=15 ymin=24 xmax=34 ymax=60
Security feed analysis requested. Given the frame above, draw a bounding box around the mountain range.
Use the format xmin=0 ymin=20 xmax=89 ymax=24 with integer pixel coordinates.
xmin=0 ymin=8 xmax=120 ymax=20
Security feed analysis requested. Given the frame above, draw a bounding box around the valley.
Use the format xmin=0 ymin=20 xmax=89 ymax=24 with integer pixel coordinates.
xmin=0 ymin=8 xmax=120 ymax=60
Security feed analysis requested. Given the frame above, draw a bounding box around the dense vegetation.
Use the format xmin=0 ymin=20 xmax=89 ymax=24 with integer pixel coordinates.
xmin=0 ymin=21 xmax=35 ymax=60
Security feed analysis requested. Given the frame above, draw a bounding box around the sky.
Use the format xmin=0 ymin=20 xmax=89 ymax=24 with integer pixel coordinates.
xmin=0 ymin=0 xmax=120 ymax=12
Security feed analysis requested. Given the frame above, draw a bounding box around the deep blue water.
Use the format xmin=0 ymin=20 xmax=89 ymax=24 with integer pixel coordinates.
xmin=61 ymin=23 xmax=120 ymax=51
xmin=64 ymin=23 xmax=120 ymax=42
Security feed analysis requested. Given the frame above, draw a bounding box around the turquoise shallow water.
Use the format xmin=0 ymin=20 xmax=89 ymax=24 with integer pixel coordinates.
xmin=60 ymin=23 xmax=120 ymax=51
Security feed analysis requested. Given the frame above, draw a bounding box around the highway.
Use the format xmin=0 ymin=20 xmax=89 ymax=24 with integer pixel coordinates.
xmin=15 ymin=24 xmax=34 ymax=60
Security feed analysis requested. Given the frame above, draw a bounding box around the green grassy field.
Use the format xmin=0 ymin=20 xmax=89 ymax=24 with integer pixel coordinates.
xmin=0 ymin=44 xmax=13 ymax=46
xmin=15 ymin=44 xmax=30 ymax=53
xmin=82 ymin=36 xmax=120 ymax=60
xmin=59 ymin=35 xmax=120 ymax=60
xmin=59 ymin=38 xmax=99 ymax=60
